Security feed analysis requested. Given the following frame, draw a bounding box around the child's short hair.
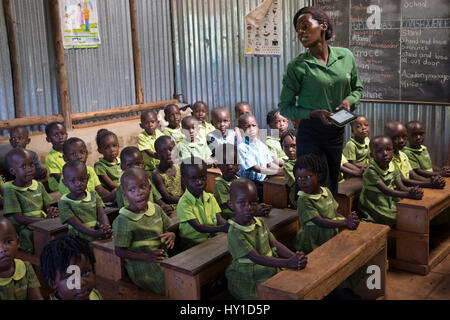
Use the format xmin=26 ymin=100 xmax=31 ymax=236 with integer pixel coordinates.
xmin=63 ymin=138 xmax=86 ymax=155
xmin=154 ymin=135 xmax=173 ymax=152
xmin=369 ymin=135 xmax=391 ymax=152
xmin=120 ymin=167 xmax=147 ymax=186
xmin=164 ymin=104 xmax=180 ymax=116
xmin=180 ymin=157 xmax=205 ymax=176
xmin=120 ymin=146 xmax=141 ymax=163
xmin=45 ymin=122 xmax=65 ymax=136
xmin=280 ymin=129 xmax=296 ymax=148
xmin=96 ymin=129 xmax=118 ymax=148
xmin=351 ymin=114 xmax=368 ymax=129
xmin=181 ymin=115 xmax=195 ymax=127
xmin=235 ymin=102 xmax=250 ymax=113
xmin=192 ymin=101 xmax=208 ymax=111
xmin=406 ymin=120 xmax=422 ymax=132
xmin=238 ymin=113 xmax=256 ymax=129
xmin=5 ymin=148 xmax=29 ymax=167
xmin=266 ymin=109 xmax=280 ymax=125
xmin=62 ymin=160 xmax=86 ymax=177
xmin=39 ymin=234 xmax=96 ymax=287
xmin=9 ymin=125 xmax=28 ymax=136
xmin=293 ymin=154 xmax=324 ymax=175
xmin=140 ymin=110 xmax=158 ymax=122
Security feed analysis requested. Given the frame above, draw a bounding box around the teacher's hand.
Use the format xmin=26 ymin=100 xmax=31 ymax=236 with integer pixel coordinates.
xmin=310 ymin=109 xmax=332 ymax=126
xmin=335 ymin=99 xmax=351 ymax=112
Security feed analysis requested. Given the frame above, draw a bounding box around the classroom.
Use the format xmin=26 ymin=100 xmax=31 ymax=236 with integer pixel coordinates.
xmin=0 ymin=0 xmax=449 ymax=302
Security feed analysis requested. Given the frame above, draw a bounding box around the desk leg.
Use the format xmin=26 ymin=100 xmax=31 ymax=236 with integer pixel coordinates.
xmin=92 ymin=246 xmax=123 ymax=281
xmin=164 ymin=269 xmax=201 ymax=300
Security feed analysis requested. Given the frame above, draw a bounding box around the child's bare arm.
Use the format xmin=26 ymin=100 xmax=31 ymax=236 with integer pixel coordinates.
xmin=144 ymin=149 xmax=157 ymax=159
xmin=310 ymin=212 xmax=359 ymax=230
xmin=97 ymin=206 xmax=110 ymax=227
xmin=27 ymin=287 xmax=44 ymax=300
xmin=270 ymin=239 xmax=295 ymax=259
xmin=151 ymin=171 xmax=180 ymax=204
xmin=401 ymin=173 xmax=445 ymax=189
xmin=246 ymin=249 xmax=307 ymax=270
xmin=348 ymin=160 xmax=368 ymax=169
xmin=380 ymin=181 xmax=423 ymax=200
xmin=252 ymin=164 xmax=283 ymax=176
xmin=13 ymin=213 xmax=45 ymax=226
xmin=95 ymin=185 xmax=117 ymax=203
xmin=98 ymin=175 xmax=119 ymax=191
xmin=341 ymin=163 xmax=363 ymax=178
xmin=67 ymin=216 xmax=111 ymax=239
xmin=187 ymin=217 xmax=229 ymax=234
xmin=115 ymin=246 xmax=165 ymax=263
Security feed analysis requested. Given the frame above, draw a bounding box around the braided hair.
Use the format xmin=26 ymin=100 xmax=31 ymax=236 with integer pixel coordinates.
xmin=39 ymin=234 xmax=96 ymax=287
xmin=293 ymin=153 xmax=324 ymax=176
xmin=279 ymin=129 xmax=297 ymax=148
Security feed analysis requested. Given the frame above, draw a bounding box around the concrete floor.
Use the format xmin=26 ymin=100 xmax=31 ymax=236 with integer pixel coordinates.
xmin=386 ymin=254 xmax=450 ymax=300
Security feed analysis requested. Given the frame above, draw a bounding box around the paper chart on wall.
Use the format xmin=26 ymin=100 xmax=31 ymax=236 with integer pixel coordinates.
xmin=244 ymin=0 xmax=281 ymax=57
xmin=60 ymin=0 xmax=101 ymax=49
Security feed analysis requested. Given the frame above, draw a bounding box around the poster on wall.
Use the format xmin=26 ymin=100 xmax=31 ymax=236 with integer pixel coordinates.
xmin=60 ymin=0 xmax=101 ymax=49
xmin=244 ymin=0 xmax=281 ymax=57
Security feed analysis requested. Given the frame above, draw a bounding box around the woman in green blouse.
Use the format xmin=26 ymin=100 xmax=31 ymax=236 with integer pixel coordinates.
xmin=278 ymin=7 xmax=363 ymax=196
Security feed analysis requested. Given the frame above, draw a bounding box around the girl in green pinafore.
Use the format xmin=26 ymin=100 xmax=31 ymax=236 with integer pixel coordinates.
xmin=152 ymin=136 xmax=184 ymax=212
xmin=292 ymin=154 xmax=360 ymax=254
xmin=94 ymin=129 xmax=122 ymax=191
xmin=225 ymin=178 xmax=307 ymax=300
xmin=58 ymin=160 xmax=113 ymax=242
xmin=358 ymin=136 xmax=423 ymax=228
xmin=113 ymin=169 xmax=176 ymax=296
xmin=280 ymin=129 xmax=297 ymax=208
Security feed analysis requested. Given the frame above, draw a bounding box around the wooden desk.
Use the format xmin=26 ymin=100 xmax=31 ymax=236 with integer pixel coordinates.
xmin=336 ymin=178 xmax=363 ymax=217
xmin=263 ymin=176 xmax=289 ymax=209
xmin=258 ymin=222 xmax=390 ymax=300
xmin=389 ymin=177 xmax=450 ymax=275
xmin=205 ymin=168 xmax=222 ymax=193
xmin=30 ymin=218 xmax=68 ymax=258
xmin=161 ymin=208 xmax=299 ymax=300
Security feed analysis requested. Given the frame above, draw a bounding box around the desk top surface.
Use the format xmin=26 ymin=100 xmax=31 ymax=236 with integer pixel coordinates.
xmin=397 ymin=177 xmax=450 ymax=211
xmin=259 ymin=221 xmax=390 ymax=298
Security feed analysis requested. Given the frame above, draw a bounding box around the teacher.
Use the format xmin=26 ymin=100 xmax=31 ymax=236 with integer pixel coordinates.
xmin=278 ymin=7 xmax=363 ymax=197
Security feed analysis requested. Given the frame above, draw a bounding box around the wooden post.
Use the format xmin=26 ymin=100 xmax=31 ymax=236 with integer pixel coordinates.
xmin=129 ymin=0 xmax=144 ymax=105
xmin=3 ymin=0 xmax=24 ymax=118
xmin=48 ymin=0 xmax=72 ymax=130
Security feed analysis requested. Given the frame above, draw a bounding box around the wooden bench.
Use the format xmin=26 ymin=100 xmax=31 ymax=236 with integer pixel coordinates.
xmin=389 ymin=177 xmax=450 ymax=275
xmin=258 ymin=221 xmax=390 ymax=300
xmin=161 ymin=208 xmax=299 ymax=300
xmin=336 ymin=178 xmax=363 ymax=217
xmin=263 ymin=175 xmax=289 ymax=209
xmin=205 ymin=168 xmax=222 ymax=193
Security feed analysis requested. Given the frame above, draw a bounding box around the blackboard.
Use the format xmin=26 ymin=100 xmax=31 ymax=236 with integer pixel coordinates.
xmin=314 ymin=0 xmax=450 ymax=104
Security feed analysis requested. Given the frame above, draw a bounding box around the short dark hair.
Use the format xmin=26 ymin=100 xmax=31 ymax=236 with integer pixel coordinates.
xmin=370 ymin=135 xmax=392 ymax=152
xmin=266 ymin=109 xmax=280 ymax=126
xmin=9 ymin=125 xmax=28 ymax=136
xmin=293 ymin=7 xmax=334 ymax=41
xmin=293 ymin=153 xmax=324 ymax=175
xmin=406 ymin=120 xmax=423 ymax=132
xmin=181 ymin=115 xmax=196 ymax=128
xmin=62 ymin=160 xmax=86 ymax=177
xmin=120 ymin=146 xmax=141 ymax=163
xmin=63 ymin=137 xmax=86 ymax=156
xmin=180 ymin=157 xmax=206 ymax=176
xmin=96 ymin=129 xmax=118 ymax=149
xmin=39 ymin=235 xmax=96 ymax=287
xmin=5 ymin=148 xmax=30 ymax=167
xmin=154 ymin=135 xmax=174 ymax=152
xmin=164 ymin=104 xmax=180 ymax=116
xmin=238 ymin=113 xmax=256 ymax=129
xmin=45 ymin=122 xmax=65 ymax=136
xmin=140 ymin=110 xmax=158 ymax=122
xmin=280 ymin=129 xmax=296 ymax=148
xmin=192 ymin=101 xmax=208 ymax=112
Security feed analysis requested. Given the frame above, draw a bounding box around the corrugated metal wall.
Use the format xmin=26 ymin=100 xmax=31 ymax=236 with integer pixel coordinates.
xmin=172 ymin=0 xmax=308 ymax=127
xmin=136 ymin=0 xmax=174 ymax=102
xmin=172 ymin=0 xmax=448 ymax=166
xmin=11 ymin=0 xmax=59 ymax=123
xmin=0 ymin=0 xmax=15 ymax=127
xmin=65 ymin=0 xmax=136 ymax=115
